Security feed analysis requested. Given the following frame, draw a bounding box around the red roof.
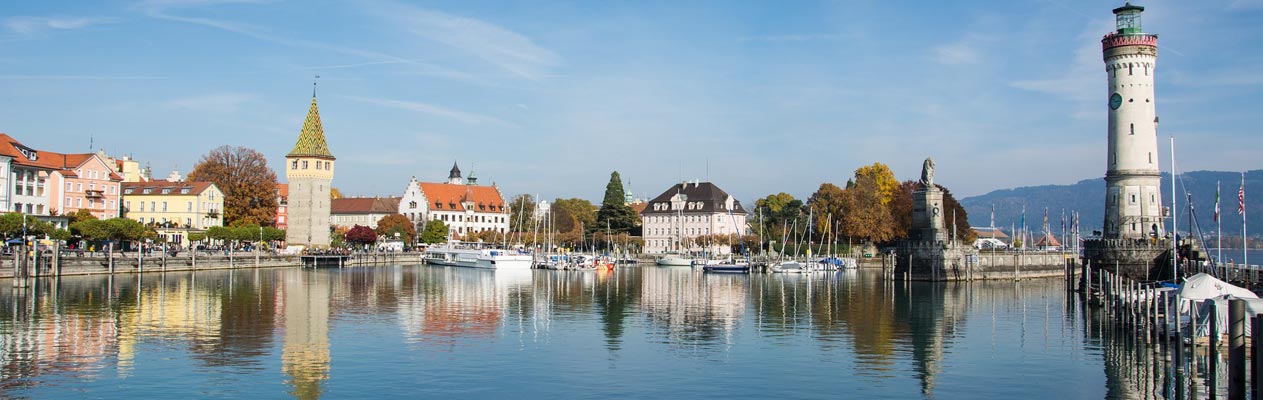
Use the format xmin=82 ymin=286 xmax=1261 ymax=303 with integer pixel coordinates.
xmin=331 ymin=197 xmax=400 ymax=214
xmin=276 ymin=183 xmax=289 ymax=200
xmin=1035 ymin=234 xmax=1061 ymax=247
xmin=417 ymin=183 xmax=505 ymax=213
xmin=0 ymin=133 xmax=123 ymax=180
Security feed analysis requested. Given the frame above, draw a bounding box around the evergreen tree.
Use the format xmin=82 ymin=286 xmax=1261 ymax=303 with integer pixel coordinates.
xmin=596 ymin=171 xmax=637 ymax=234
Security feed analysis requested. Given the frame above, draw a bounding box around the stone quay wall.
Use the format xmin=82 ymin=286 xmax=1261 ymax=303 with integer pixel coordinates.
xmin=0 ymin=251 xmax=425 ymax=279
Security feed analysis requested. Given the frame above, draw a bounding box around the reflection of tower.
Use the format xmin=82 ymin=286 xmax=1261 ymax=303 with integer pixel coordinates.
xmin=282 ymin=270 xmax=331 ymax=400
xmin=1083 ymin=3 xmax=1170 ymax=279
xmin=1101 ymin=3 xmax=1163 ymax=240
xmin=285 ymin=87 xmax=336 ymax=248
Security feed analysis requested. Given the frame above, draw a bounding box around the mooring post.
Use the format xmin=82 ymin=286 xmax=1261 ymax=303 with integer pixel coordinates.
xmin=1253 ymin=313 xmax=1262 ymax=400
xmin=1229 ymin=298 xmax=1246 ymax=400
xmin=1209 ymin=300 xmax=1220 ymax=390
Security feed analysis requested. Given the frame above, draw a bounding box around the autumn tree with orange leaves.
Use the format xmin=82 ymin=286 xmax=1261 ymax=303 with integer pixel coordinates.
xmin=187 ymin=145 xmax=278 ymax=227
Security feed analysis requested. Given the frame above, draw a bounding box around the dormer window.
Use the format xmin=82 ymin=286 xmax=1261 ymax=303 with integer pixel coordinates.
xmin=435 ymin=201 xmax=442 ymax=209
xmin=180 ymin=188 xmax=190 ymax=194
xmin=143 ymin=188 xmax=152 ymax=194
xmin=161 ymin=189 xmax=171 ymax=194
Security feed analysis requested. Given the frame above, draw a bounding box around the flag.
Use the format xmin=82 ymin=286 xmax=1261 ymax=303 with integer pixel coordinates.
xmin=1042 ymin=208 xmax=1049 ymax=234
xmin=990 ymin=204 xmax=995 ymax=228
xmin=1241 ymin=178 xmax=1247 ymax=215
xmin=1215 ymin=181 xmax=1221 ymax=222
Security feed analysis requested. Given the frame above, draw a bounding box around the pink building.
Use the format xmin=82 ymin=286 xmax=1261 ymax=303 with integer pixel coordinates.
xmin=45 ymin=152 xmax=123 ymax=220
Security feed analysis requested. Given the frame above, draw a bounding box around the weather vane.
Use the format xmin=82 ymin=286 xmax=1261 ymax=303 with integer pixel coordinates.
xmin=313 ymin=75 xmax=320 ymax=97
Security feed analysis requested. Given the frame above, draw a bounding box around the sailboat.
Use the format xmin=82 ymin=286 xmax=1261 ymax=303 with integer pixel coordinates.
xmin=703 ymin=209 xmax=750 ymax=273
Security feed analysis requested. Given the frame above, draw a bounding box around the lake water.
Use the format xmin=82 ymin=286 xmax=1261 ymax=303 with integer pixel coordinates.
xmin=0 ymin=265 xmax=1215 ymax=399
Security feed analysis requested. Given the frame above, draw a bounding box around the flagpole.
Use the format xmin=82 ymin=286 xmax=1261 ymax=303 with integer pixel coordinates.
xmin=1244 ymin=172 xmax=1248 ymax=268
xmin=1170 ymin=135 xmax=1177 ymax=282
xmin=1218 ymin=180 xmax=1222 ymax=267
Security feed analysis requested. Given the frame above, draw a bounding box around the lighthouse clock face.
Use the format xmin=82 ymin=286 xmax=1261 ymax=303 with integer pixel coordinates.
xmin=1109 ymin=93 xmax=1123 ymax=110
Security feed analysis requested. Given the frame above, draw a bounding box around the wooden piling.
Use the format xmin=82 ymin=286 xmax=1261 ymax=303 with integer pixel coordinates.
xmin=1254 ymin=314 xmax=1262 ymax=400
xmin=1229 ymin=298 xmax=1246 ymax=400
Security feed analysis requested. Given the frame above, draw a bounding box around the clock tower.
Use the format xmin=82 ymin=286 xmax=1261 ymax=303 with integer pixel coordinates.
xmin=1101 ymin=3 xmax=1163 ymax=240
xmin=285 ymin=89 xmax=335 ymax=248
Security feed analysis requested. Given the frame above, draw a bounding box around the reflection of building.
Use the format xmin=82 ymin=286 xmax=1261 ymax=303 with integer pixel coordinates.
xmin=122 ymin=180 xmax=224 ymax=246
xmin=331 ymin=196 xmax=400 ymax=229
xmin=281 ymin=270 xmax=332 ymax=400
xmin=275 ymin=183 xmax=288 ymax=230
xmin=285 ymin=90 xmax=336 ymax=248
xmin=397 ymin=268 xmax=532 ymax=345
xmin=397 ymin=164 xmax=509 ymax=240
xmin=641 ymin=180 xmax=748 ymax=254
xmin=639 ymin=268 xmax=746 ymax=343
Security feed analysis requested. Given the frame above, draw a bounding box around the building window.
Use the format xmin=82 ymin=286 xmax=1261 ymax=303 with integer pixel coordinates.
xmin=292 ymin=160 xmax=298 ymax=169
xmin=76 ymin=198 xmax=82 ymax=207
xmin=302 ymin=160 xmax=309 ymax=169
xmin=188 ymin=202 xmax=193 ymax=212
xmin=1129 ymin=123 xmax=1134 ymax=135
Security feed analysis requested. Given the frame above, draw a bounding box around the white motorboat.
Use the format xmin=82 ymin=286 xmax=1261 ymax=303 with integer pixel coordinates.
xmin=424 ymin=243 xmax=533 ymax=270
xmin=656 ymin=253 xmax=693 ymax=267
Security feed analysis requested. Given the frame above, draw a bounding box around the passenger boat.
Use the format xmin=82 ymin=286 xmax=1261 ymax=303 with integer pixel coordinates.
xmin=656 ymin=253 xmax=693 ymax=267
xmin=702 ymin=263 xmax=750 ymax=273
xmin=424 ymin=243 xmax=533 ymax=270
xmin=770 ymin=260 xmax=806 ymax=273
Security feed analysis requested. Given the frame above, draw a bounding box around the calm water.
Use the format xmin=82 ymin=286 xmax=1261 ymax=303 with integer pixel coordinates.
xmin=0 ymin=265 xmax=1208 ymax=399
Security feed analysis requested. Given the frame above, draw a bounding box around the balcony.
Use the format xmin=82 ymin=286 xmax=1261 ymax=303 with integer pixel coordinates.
xmin=85 ymin=189 xmax=105 ymax=199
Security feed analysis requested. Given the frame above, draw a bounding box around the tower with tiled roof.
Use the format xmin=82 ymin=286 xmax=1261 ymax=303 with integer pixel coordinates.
xmin=285 ymin=89 xmax=335 ymax=248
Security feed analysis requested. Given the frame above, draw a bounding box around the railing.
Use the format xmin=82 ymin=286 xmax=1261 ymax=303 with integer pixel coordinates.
xmin=85 ymin=190 xmax=105 ymax=199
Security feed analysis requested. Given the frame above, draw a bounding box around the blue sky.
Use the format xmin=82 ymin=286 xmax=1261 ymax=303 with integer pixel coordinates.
xmin=1 ymin=0 xmax=1260 ymax=204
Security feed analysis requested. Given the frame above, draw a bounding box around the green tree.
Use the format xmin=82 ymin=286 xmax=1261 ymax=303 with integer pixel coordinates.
xmin=596 ymin=171 xmax=637 ymax=234
xmin=375 ymin=214 xmax=416 ymax=244
xmin=552 ymin=198 xmax=596 ymax=233
xmin=508 ymin=194 xmax=537 ymax=232
xmin=420 ymin=220 xmax=449 ymax=244
xmin=754 ymin=193 xmax=804 ymax=247
xmin=186 ymin=145 xmax=278 ymax=227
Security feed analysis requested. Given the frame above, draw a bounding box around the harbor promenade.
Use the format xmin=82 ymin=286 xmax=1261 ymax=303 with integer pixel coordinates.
xmin=1 ymin=250 xmax=424 ymax=279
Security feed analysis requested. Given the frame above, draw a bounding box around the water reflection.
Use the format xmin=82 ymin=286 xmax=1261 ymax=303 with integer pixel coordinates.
xmin=0 ymin=265 xmax=1224 ymax=398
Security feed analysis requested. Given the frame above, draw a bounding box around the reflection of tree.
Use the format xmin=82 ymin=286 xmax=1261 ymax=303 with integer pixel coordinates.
xmin=593 ymin=270 xmax=642 ymax=351
xmin=189 ymin=272 xmax=276 ymax=368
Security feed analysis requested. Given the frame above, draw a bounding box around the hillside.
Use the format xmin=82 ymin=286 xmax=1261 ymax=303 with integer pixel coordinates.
xmin=960 ymin=170 xmax=1263 ymax=238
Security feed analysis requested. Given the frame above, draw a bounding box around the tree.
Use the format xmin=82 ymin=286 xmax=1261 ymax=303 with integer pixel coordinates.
xmin=839 ymin=173 xmax=897 ymax=243
xmin=344 ymin=225 xmax=377 ymax=246
xmin=68 ymin=209 xmax=97 ymax=225
xmin=808 ymin=183 xmax=847 ymax=239
xmin=331 ymin=187 xmax=344 ymax=199
xmin=508 ymin=194 xmax=537 ymax=232
xmin=596 ymin=171 xmax=637 ymax=234
xmin=0 ymin=213 xmax=56 ymax=239
xmin=853 ymin=162 xmax=899 ymax=205
xmin=754 ymin=193 xmax=804 ymax=245
xmin=552 ymin=198 xmax=596 ymax=233
xmin=186 ymin=145 xmax=278 ymax=227
xmin=889 ymin=181 xmax=975 ymax=243
xmin=420 ymin=220 xmax=449 ymax=244
xmin=376 ymin=214 xmax=415 ymax=244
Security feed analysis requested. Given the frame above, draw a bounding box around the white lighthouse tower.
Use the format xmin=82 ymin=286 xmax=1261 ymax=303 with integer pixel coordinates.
xmin=1085 ymin=3 xmax=1171 ymax=280
xmin=1102 ymin=3 xmax=1164 ymax=240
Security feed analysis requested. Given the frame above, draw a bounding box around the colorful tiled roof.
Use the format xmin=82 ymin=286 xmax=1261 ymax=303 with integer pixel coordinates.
xmin=287 ymin=96 xmax=334 ymax=159
xmin=418 ymin=183 xmax=505 ymax=213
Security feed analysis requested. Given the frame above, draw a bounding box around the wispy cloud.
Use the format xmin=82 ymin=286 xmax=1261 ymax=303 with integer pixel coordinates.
xmin=0 ymin=74 xmax=163 ymax=80
xmin=737 ymin=33 xmax=861 ymax=43
xmin=2 ymin=16 xmax=118 ymax=35
xmin=167 ymin=93 xmax=258 ymax=113
xmin=343 ymin=95 xmax=508 ymax=126
xmin=932 ymin=42 xmax=980 ymax=65
xmin=135 ymin=0 xmax=468 ymax=79
xmin=1229 ymin=0 xmax=1263 ymax=10
xmin=370 ymin=2 xmax=560 ymax=80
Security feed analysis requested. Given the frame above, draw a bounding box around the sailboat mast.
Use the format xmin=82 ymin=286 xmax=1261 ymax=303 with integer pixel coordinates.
xmin=1171 ymin=136 xmax=1178 ymax=282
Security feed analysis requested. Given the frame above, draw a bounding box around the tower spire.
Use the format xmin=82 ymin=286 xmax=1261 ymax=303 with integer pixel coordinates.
xmin=313 ymin=75 xmax=319 ymax=98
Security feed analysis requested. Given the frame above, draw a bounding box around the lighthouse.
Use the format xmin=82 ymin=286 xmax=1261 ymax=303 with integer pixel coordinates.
xmin=1084 ymin=3 xmax=1171 ymax=280
xmin=1101 ymin=3 xmax=1164 ymax=240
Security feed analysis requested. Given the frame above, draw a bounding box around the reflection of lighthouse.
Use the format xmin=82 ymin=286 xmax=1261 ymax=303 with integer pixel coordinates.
xmin=281 ymin=270 xmax=331 ymax=400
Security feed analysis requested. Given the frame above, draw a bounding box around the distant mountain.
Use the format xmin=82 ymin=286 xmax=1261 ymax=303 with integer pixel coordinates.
xmin=960 ymin=170 xmax=1263 ymax=238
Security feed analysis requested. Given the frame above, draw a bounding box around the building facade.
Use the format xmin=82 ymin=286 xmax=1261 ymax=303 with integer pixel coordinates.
xmin=640 ymin=180 xmax=748 ymax=255
xmin=285 ymin=94 xmax=335 ymax=248
xmin=121 ymin=180 xmax=224 ymax=245
xmin=331 ymin=197 xmax=400 ymax=229
xmin=45 ymin=151 xmax=124 ymax=220
xmin=275 ymin=183 xmax=289 ymax=230
xmin=398 ymin=163 xmax=509 ymax=241
xmin=0 ymin=134 xmax=54 ymax=217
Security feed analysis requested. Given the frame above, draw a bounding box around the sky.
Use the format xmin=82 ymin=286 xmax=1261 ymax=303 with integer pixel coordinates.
xmin=1 ymin=0 xmax=1260 ymax=205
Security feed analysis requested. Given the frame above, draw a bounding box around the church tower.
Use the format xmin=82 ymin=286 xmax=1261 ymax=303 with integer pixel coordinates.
xmin=1101 ymin=3 xmax=1164 ymax=239
xmin=285 ymin=89 xmax=335 ymax=248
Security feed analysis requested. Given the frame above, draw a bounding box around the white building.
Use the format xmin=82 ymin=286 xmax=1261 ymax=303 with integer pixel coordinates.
xmin=0 ymin=133 xmax=55 ymax=217
xmin=641 ymin=180 xmax=748 ymax=255
xmin=398 ymin=163 xmax=510 ymax=241
xmin=331 ymin=197 xmax=400 ymax=229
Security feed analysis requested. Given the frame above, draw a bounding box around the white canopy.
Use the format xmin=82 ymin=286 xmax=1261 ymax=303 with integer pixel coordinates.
xmin=1179 ymin=273 xmax=1258 ymax=301
xmin=1192 ymin=295 xmax=1263 ymax=338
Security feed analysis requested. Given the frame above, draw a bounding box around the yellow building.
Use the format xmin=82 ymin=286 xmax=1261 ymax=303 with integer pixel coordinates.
xmin=122 ymin=180 xmax=224 ymax=247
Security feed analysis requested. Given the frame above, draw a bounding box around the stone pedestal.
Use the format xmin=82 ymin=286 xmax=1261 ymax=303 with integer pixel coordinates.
xmin=911 ymin=188 xmax=947 ymax=242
